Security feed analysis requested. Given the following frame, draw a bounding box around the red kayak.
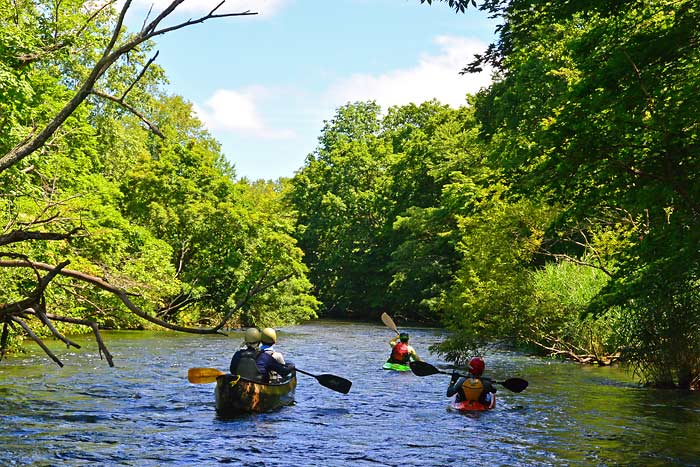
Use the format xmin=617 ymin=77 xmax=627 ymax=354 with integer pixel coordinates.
xmin=449 ymin=399 xmax=493 ymax=412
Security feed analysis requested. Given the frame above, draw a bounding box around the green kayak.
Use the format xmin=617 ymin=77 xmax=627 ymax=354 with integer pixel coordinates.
xmin=382 ymin=362 xmax=411 ymax=372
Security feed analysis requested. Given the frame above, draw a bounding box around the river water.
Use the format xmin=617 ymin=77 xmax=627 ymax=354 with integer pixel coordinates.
xmin=1 ymin=320 xmax=699 ymax=467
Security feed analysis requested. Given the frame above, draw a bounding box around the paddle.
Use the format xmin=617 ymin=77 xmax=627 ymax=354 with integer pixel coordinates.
xmin=187 ymin=367 xmax=352 ymax=394
xmin=381 ymin=312 xmax=400 ymax=335
xmin=409 ymin=360 xmax=529 ymax=393
xmin=295 ymin=368 xmax=352 ymax=394
xmin=188 ymin=367 xmax=225 ymax=384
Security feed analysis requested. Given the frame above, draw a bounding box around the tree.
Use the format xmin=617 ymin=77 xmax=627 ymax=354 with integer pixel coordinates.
xmin=0 ymin=0 xmax=277 ymax=367
xmin=288 ymin=102 xmax=392 ymax=316
xmin=469 ymin=0 xmax=700 ymax=387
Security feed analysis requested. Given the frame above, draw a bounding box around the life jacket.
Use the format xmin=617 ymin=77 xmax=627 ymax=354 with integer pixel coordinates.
xmin=390 ymin=342 xmax=410 ymax=364
xmin=234 ymin=348 xmax=263 ymax=381
xmin=460 ymin=377 xmax=484 ymax=402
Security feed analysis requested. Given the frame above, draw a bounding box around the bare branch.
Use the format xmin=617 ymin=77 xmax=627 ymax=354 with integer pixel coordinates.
xmin=104 ymin=0 xmax=132 ymax=57
xmin=157 ymin=292 xmax=210 ymax=317
xmin=0 ymin=260 xmax=69 ymax=315
xmin=91 ymin=89 xmax=165 ymax=138
xmin=120 ymin=51 xmax=159 ymax=101
xmin=212 ymin=272 xmax=295 ymax=332
xmin=29 ymin=306 xmax=81 ymax=349
xmin=0 ymin=226 xmax=82 ymax=247
xmin=75 ymin=1 xmax=118 ymax=40
xmin=0 ymin=322 xmax=9 ymax=361
xmin=146 ymin=9 xmax=257 ymax=40
xmin=11 ymin=317 xmax=64 ymax=367
xmin=46 ymin=314 xmax=114 ymax=367
xmin=0 ymin=259 xmax=224 ymax=334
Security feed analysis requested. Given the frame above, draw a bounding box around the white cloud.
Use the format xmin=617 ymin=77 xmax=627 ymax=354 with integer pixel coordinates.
xmin=326 ymin=35 xmax=492 ymax=110
xmin=194 ymin=87 xmax=296 ymax=140
xmin=129 ymin=0 xmax=290 ymax=17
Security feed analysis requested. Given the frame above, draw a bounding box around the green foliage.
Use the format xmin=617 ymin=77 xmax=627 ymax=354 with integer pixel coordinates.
xmin=434 ymin=197 xmax=554 ymax=352
xmin=614 ymin=281 xmax=700 ymax=389
xmin=289 ymin=102 xmax=392 ymax=316
xmin=289 ymin=101 xmax=487 ymax=321
xmin=418 ymin=0 xmax=476 ymax=14
xmin=526 ymin=261 xmax=616 ymax=355
xmin=0 ymin=0 xmax=318 ymax=354
xmin=468 ymin=0 xmax=700 ymax=384
xmin=114 ymin=95 xmax=318 ymax=327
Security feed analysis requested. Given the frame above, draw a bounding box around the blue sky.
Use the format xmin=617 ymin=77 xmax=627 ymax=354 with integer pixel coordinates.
xmin=126 ymin=0 xmax=498 ymax=180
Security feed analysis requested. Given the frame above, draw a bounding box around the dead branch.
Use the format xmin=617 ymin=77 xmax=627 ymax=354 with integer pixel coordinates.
xmin=539 ymin=250 xmax=613 ymax=277
xmin=0 ymin=226 xmax=82 ymax=247
xmin=0 ymin=322 xmax=9 ymax=361
xmin=91 ymin=89 xmax=165 ymax=138
xmin=29 ymin=306 xmax=82 ymax=350
xmin=157 ymin=292 xmax=210 ymax=318
xmin=0 ymin=259 xmax=225 ymax=334
xmin=0 ymin=260 xmax=69 ymax=315
xmin=90 ymin=50 xmax=165 ymax=137
xmin=11 ymin=317 xmax=64 ymax=367
xmin=46 ymin=313 xmax=114 ymax=367
xmin=121 ymin=51 xmax=159 ymax=101
xmin=526 ymin=333 xmax=620 ymax=366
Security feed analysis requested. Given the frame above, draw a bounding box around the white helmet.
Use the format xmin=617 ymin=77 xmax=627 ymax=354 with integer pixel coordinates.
xmin=261 ymin=327 xmax=277 ymax=344
xmin=244 ymin=327 xmax=261 ymax=345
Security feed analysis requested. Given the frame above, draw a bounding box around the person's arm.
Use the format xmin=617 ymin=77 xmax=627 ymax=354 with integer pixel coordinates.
xmin=409 ymin=346 xmax=421 ymax=362
xmin=389 ymin=336 xmax=399 ymax=347
xmin=271 ymin=351 xmax=286 ymax=365
xmin=265 ymin=353 xmax=295 ymax=377
xmin=446 ymin=374 xmax=465 ymax=397
xmin=488 ymin=393 xmax=496 ymax=409
xmin=482 ymin=377 xmax=497 ymax=394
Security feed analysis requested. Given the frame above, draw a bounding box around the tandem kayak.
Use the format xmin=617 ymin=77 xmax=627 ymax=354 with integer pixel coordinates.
xmin=215 ymin=372 xmax=296 ymax=417
xmin=382 ymin=362 xmax=411 ymax=372
xmin=449 ymin=399 xmax=493 ymax=412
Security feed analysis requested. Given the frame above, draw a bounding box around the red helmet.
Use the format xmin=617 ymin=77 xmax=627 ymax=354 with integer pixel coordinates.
xmin=468 ymin=357 xmax=485 ymax=376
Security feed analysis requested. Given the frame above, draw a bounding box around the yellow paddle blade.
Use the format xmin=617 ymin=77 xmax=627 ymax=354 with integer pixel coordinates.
xmin=188 ymin=367 xmax=226 ymax=384
xmin=381 ymin=312 xmax=399 ymax=334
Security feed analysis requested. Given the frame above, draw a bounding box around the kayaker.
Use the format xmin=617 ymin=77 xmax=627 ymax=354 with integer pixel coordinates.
xmin=229 ymin=327 xmax=264 ymax=381
xmin=257 ymin=327 xmax=295 ymax=383
xmin=387 ymin=332 xmax=421 ymax=365
xmin=446 ymin=357 xmax=497 ymax=408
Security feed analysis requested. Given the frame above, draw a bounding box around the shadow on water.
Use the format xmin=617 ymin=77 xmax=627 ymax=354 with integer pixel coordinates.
xmin=1 ymin=323 xmax=699 ymax=466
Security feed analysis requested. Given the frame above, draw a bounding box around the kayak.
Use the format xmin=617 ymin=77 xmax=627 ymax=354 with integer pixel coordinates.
xmin=449 ymin=399 xmax=493 ymax=412
xmin=382 ymin=362 xmax=411 ymax=372
xmin=215 ymin=372 xmax=296 ymax=417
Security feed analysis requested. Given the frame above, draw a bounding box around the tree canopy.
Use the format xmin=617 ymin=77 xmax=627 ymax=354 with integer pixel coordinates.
xmin=0 ymin=0 xmax=316 ymax=366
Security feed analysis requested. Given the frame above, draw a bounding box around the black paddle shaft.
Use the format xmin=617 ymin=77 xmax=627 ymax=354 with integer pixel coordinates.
xmin=409 ymin=361 xmax=528 ymax=393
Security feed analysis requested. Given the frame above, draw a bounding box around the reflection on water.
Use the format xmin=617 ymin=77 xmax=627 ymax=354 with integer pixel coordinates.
xmin=1 ymin=322 xmax=699 ymax=466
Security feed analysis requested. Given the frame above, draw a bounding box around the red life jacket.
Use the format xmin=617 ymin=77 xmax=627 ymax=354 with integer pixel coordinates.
xmin=390 ymin=342 xmax=410 ymax=364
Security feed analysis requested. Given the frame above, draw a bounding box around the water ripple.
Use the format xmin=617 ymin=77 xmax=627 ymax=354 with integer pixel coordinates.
xmin=1 ymin=323 xmax=699 ymax=466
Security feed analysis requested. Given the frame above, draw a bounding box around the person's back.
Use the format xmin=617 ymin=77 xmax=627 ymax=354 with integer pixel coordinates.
xmin=446 ymin=357 xmax=496 ymax=408
xmin=256 ymin=327 xmax=294 ymax=383
xmin=387 ymin=332 xmax=421 ymax=364
xmin=230 ymin=328 xmax=263 ymax=381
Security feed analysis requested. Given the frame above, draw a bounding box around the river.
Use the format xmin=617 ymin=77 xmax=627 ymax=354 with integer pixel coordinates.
xmin=1 ymin=320 xmax=699 ymax=466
